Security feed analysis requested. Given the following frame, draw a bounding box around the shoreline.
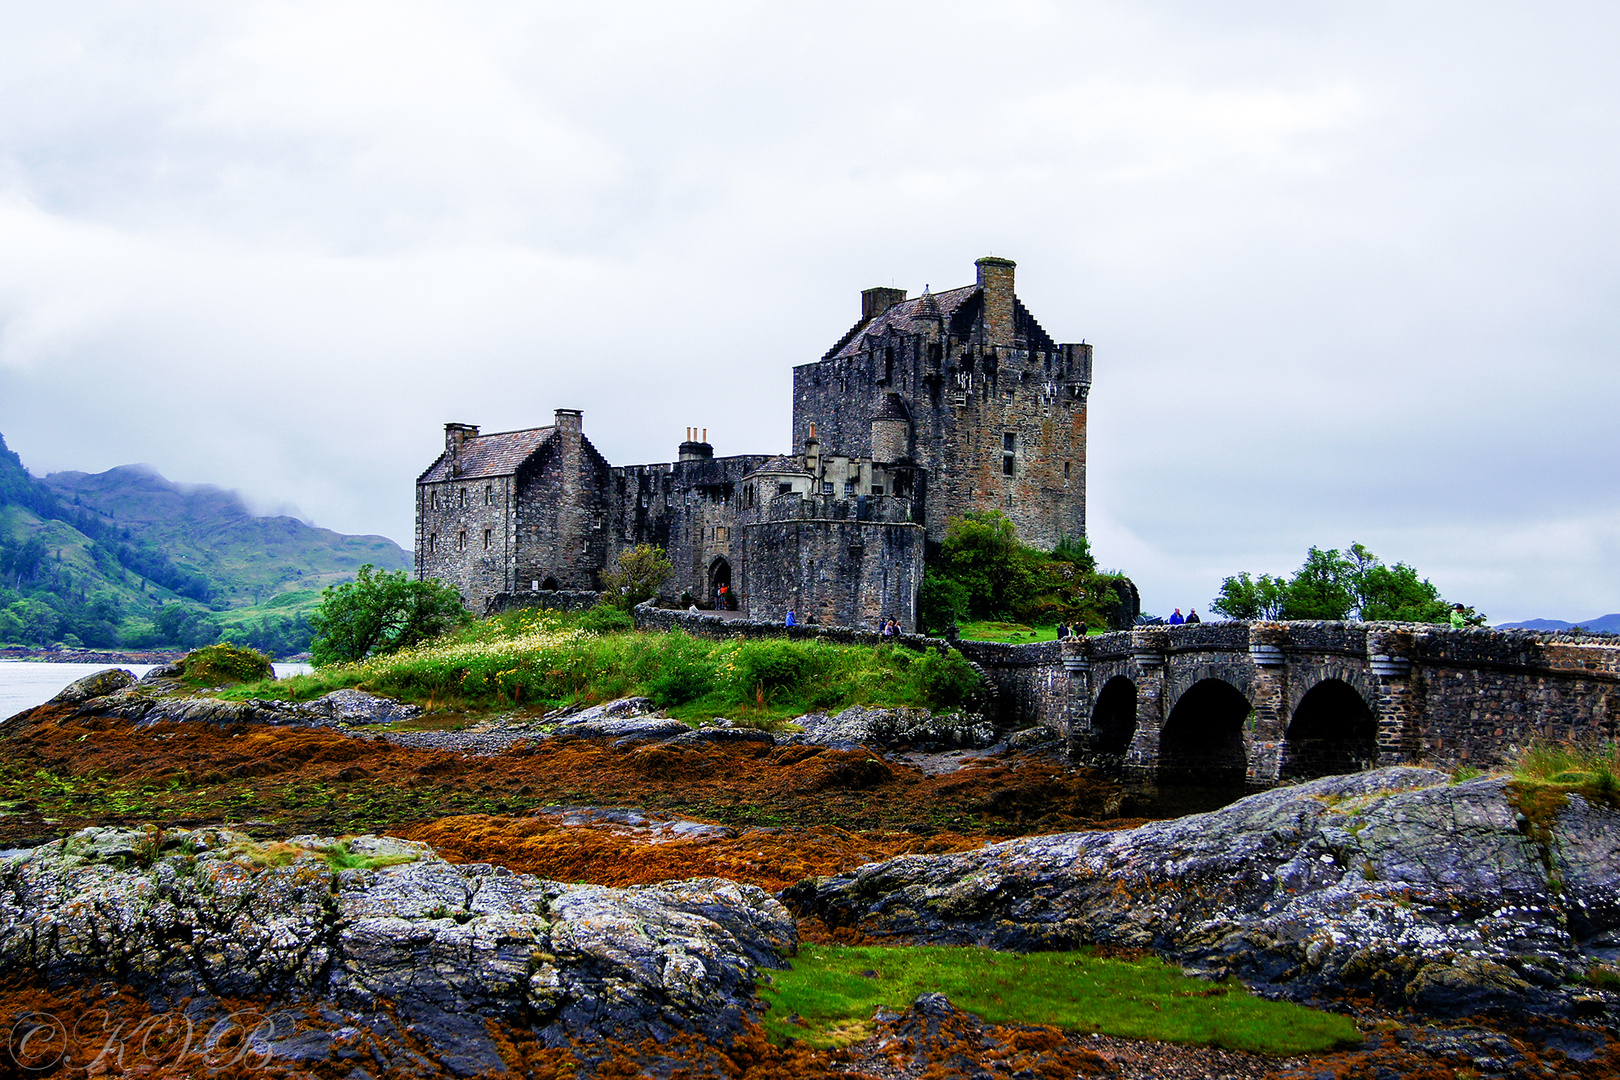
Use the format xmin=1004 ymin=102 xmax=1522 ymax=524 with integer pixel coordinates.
xmin=0 ymin=646 xmax=185 ymax=665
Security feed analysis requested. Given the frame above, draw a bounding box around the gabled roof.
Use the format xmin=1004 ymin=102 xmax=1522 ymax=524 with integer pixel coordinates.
xmin=820 ymin=284 xmax=1061 ymax=361
xmin=822 ymin=285 xmax=976 ymax=361
xmin=417 ymin=426 xmax=554 ymax=484
xmin=742 ymin=455 xmax=812 ymax=481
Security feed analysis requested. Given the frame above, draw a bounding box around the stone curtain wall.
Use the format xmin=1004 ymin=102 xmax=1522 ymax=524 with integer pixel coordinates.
xmin=484 ymin=590 xmax=602 ymax=616
xmin=741 ymin=496 xmax=925 ymax=632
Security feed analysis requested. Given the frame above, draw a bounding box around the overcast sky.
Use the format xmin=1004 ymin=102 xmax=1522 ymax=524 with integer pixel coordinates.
xmin=2 ymin=1 xmax=1616 ymax=624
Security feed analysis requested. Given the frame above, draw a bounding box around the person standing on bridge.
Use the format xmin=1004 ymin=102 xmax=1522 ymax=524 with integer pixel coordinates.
xmin=1186 ymin=609 xmax=1201 ymax=624
xmin=1169 ymin=608 xmax=1185 ymax=625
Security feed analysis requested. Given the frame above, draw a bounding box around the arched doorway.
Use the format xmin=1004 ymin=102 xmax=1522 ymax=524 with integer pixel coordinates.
xmin=709 ymin=557 xmax=734 ymax=611
xmin=1158 ymin=679 xmax=1251 ymax=786
xmin=1088 ymin=676 xmax=1138 ymax=763
xmin=540 ymin=577 xmax=558 ymax=592
xmin=1281 ymin=679 xmax=1378 ymax=780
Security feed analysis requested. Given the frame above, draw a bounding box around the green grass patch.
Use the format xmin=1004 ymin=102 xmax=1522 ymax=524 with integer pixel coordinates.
xmin=216 ymin=609 xmax=985 ymax=721
xmin=760 ymin=944 xmax=1361 ymax=1056
xmin=957 ymin=621 xmax=1103 ymax=643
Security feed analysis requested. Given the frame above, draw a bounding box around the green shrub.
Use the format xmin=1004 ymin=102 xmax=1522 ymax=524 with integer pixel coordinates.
xmin=903 ymin=649 xmax=982 ymax=710
xmin=182 ymin=642 xmax=273 ymax=685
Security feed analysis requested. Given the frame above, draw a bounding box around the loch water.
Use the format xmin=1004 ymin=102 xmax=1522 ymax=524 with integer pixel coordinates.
xmin=0 ymin=661 xmax=313 ymax=723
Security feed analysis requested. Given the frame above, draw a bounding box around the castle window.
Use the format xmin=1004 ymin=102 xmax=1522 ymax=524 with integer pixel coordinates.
xmin=1065 ymin=461 xmax=1071 ymax=480
xmin=777 ymin=482 xmax=793 ymax=495
xmin=715 ymin=527 xmax=728 ymax=543
xmin=457 ymin=530 xmax=467 ymax=551
xmin=431 ymin=490 xmax=439 ymax=510
xmin=458 ymin=488 xmax=466 ymax=507
xmin=844 ymin=480 xmax=856 ymax=495
xmin=870 ymin=486 xmax=884 ymax=496
xmin=1004 ymin=389 xmax=1015 ymax=404
xmin=883 ymin=346 xmax=894 ymax=383
xmin=428 ymin=533 xmax=437 ymax=553
xmin=484 ymin=485 xmax=493 ymax=505
xmin=1002 ymin=432 xmax=1016 ymax=477
xmin=822 ymin=481 xmax=834 ymax=494
xmin=483 ymin=529 xmax=491 ymax=549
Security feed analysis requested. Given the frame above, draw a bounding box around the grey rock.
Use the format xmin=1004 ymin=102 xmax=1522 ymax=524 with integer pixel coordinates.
xmin=559 ymin=696 xmax=656 ymax=725
xmin=796 ymin=705 xmax=995 ymax=750
xmin=296 ymin=688 xmax=423 ymax=725
xmin=0 ymin=826 xmax=795 ymax=1072
xmin=566 ymin=717 xmax=691 ymax=741
xmin=48 ymin=667 xmax=137 ymax=704
xmin=785 ymin=767 xmax=1620 ymax=1020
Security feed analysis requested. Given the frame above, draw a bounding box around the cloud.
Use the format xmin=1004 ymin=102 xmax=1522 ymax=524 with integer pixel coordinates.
xmin=1 ymin=0 xmax=1617 ymax=623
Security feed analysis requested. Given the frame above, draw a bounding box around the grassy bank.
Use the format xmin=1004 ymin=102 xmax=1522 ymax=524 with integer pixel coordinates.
xmin=761 ymin=944 xmax=1361 ymax=1054
xmin=222 ymin=609 xmax=985 ymax=723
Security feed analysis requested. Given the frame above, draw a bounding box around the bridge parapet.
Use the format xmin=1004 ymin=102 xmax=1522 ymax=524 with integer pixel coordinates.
xmin=1061 ymin=620 xmax=1620 ymax=790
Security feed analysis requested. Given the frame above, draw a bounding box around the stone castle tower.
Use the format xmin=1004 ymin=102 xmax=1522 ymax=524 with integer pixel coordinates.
xmin=416 ymin=256 xmax=1091 ymax=629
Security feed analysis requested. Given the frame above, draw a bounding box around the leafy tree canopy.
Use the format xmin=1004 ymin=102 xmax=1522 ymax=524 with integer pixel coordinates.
xmin=309 ymin=565 xmax=471 ymax=665
xmin=916 ymin=512 xmax=1136 ymax=634
xmin=1210 ymin=543 xmax=1484 ymax=625
xmin=601 ymin=544 xmax=675 ymax=611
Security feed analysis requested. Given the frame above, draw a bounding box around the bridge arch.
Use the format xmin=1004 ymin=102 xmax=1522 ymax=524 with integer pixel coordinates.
xmin=1165 ymin=664 xmax=1256 ymax=718
xmin=1088 ymin=675 xmax=1138 ymax=761
xmin=1281 ymin=677 xmax=1379 ymax=780
xmin=1158 ymin=677 xmax=1251 ymax=785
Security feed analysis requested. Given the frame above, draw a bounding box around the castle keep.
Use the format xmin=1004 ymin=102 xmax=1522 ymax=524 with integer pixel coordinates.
xmin=416 ymin=257 xmax=1092 ymax=630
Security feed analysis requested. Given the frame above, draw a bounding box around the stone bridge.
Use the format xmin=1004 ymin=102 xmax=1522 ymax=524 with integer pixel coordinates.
xmin=973 ymin=621 xmax=1620 ymax=787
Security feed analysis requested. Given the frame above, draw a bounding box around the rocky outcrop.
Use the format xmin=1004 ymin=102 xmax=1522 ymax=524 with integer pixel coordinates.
xmin=0 ymin=826 xmax=795 ymax=1074
xmin=793 ymin=705 xmax=995 ymax=750
xmin=786 ymin=768 xmax=1620 ymax=1020
xmin=48 ymin=666 xmax=138 ymax=704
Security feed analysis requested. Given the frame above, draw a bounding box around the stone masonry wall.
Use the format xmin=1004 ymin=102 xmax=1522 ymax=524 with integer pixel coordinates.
xmin=512 ymin=424 xmax=614 ymax=592
xmin=416 ymin=474 xmax=515 ymax=609
xmin=953 ymin=640 xmax=1074 ymax=731
xmin=741 ymin=515 xmax=924 ymax=632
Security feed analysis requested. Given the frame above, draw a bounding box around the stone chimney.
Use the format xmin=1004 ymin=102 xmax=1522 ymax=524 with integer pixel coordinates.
xmin=861 ymin=287 xmax=907 ymax=322
xmin=444 ymin=423 xmax=478 ymax=475
xmin=679 ymin=426 xmax=713 ymax=462
xmin=975 ymin=256 xmax=1016 ymax=345
xmin=553 ymin=409 xmax=582 ymax=437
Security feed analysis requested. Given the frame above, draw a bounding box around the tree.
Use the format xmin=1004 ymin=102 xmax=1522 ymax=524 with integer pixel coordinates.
xmin=601 ymin=544 xmax=674 ymax=610
xmin=1211 ymin=543 xmax=1481 ymax=625
xmin=1210 ymin=572 xmax=1289 ymax=620
xmin=309 ymin=565 xmax=471 ymax=665
xmin=917 ymin=570 xmax=970 ymax=634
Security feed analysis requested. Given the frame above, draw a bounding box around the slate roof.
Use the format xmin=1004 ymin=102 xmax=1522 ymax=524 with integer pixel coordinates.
xmin=820 ymin=283 xmax=1060 ymax=361
xmin=417 ymin=426 xmax=555 ymax=483
xmin=741 ymin=455 xmax=812 ymax=480
xmin=873 ymin=392 xmax=912 ymax=421
xmin=823 ymin=285 xmax=976 ymax=361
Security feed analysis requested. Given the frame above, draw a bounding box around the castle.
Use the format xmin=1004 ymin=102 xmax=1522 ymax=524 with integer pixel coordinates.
xmin=415 ymin=256 xmax=1093 ymax=631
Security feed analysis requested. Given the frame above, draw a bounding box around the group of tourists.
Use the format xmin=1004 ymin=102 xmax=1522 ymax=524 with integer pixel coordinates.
xmin=1054 ymin=622 xmax=1086 ymax=639
xmin=1168 ymin=608 xmax=1202 ymax=625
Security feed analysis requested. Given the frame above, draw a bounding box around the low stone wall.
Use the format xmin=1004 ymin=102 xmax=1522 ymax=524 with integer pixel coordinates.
xmin=632 ymin=600 xmax=947 ymax=652
xmin=484 ymin=590 xmax=603 ymax=616
xmin=952 ymin=641 xmax=1072 ymax=731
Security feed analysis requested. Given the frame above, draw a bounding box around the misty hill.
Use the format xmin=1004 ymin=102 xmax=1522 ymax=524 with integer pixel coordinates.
xmin=0 ymin=431 xmax=408 ymax=653
xmin=42 ymin=465 xmax=407 ymax=606
xmin=1498 ymin=614 xmax=1620 ymax=634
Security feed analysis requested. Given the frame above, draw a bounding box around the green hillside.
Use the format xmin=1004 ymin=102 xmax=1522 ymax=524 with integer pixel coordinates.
xmin=0 ymin=432 xmax=410 ymax=655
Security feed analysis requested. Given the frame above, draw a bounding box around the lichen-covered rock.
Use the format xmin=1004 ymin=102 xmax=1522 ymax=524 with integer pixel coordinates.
xmin=785 ymin=767 xmax=1620 ymax=1020
xmin=793 ymin=706 xmax=995 ymax=750
xmin=0 ymin=826 xmax=795 ymax=1071
xmin=293 ymin=687 xmax=423 ymax=725
xmin=48 ymin=667 xmax=137 ymax=704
